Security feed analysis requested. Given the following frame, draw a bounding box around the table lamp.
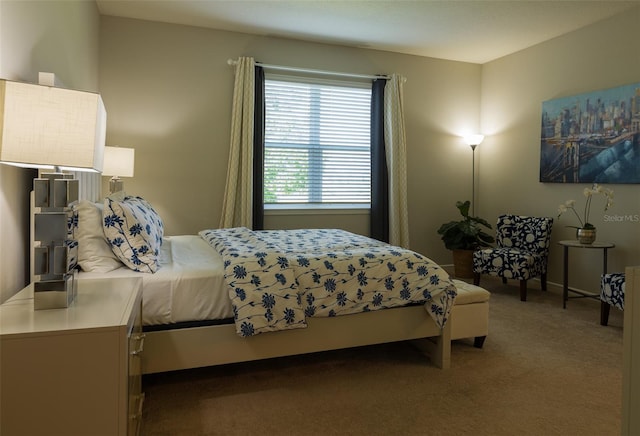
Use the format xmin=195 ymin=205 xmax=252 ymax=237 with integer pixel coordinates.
xmin=0 ymin=77 xmax=106 ymax=309
xmin=103 ymin=146 xmax=135 ymax=194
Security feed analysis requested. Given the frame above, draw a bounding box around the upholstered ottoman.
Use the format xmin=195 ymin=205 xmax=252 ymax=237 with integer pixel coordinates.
xmin=451 ymin=279 xmax=491 ymax=348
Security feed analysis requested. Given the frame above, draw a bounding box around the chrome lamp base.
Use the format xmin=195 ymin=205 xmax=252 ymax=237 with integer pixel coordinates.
xmin=33 ymin=172 xmax=79 ymax=310
xmin=109 ymin=176 xmax=124 ymax=194
xmin=33 ymin=273 xmax=77 ymax=310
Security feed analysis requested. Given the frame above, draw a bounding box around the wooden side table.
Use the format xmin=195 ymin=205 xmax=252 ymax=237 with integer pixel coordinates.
xmin=558 ymin=240 xmax=615 ymax=309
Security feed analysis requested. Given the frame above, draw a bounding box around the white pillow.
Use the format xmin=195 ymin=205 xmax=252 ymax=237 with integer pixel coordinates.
xmin=106 ymin=190 xmax=126 ymax=202
xmin=75 ymin=200 xmax=123 ymax=273
xmin=103 ymin=196 xmax=164 ymax=273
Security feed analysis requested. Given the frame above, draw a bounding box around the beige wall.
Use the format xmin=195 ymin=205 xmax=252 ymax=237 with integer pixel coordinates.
xmin=480 ymin=6 xmax=640 ymax=293
xmin=99 ymin=16 xmax=481 ymax=265
xmin=0 ymin=0 xmax=100 ymax=302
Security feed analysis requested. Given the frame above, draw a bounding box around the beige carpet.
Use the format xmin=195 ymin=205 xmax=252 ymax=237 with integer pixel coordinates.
xmin=141 ymin=277 xmax=623 ymax=436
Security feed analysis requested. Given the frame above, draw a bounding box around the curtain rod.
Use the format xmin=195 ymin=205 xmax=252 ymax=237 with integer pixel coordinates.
xmin=227 ymin=58 xmax=390 ymax=81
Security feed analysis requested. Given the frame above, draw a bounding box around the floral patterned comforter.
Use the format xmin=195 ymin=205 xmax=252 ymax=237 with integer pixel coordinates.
xmin=199 ymin=227 xmax=457 ymax=337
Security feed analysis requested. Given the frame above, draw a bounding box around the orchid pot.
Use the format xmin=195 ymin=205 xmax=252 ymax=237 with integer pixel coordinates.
xmin=576 ymin=227 xmax=596 ymax=244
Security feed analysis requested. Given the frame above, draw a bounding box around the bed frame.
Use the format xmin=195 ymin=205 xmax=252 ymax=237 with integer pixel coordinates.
xmin=141 ymin=304 xmax=451 ymax=374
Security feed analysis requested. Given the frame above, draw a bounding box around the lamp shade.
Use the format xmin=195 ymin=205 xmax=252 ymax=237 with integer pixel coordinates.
xmin=463 ymin=134 xmax=485 ymax=147
xmin=102 ymin=146 xmax=135 ymax=177
xmin=0 ymin=79 xmax=106 ymax=172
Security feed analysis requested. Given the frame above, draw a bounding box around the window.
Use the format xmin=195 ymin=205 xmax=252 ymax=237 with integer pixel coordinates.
xmin=264 ymin=75 xmax=372 ymax=207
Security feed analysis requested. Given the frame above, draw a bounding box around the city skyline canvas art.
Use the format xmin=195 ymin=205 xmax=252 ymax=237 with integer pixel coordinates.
xmin=540 ymin=82 xmax=640 ymax=184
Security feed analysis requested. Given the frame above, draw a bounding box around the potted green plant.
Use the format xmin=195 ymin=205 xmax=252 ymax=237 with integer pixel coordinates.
xmin=437 ymin=200 xmax=495 ymax=278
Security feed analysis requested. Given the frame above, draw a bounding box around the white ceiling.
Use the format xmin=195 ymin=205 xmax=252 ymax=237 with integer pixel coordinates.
xmin=96 ymin=0 xmax=639 ymax=64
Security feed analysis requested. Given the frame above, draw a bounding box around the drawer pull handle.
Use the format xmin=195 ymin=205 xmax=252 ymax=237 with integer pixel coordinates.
xmin=130 ymin=393 xmax=145 ymax=420
xmin=131 ymin=333 xmax=146 ymax=356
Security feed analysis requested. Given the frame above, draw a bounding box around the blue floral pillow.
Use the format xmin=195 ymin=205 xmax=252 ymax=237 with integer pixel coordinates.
xmin=103 ymin=196 xmax=164 ymax=273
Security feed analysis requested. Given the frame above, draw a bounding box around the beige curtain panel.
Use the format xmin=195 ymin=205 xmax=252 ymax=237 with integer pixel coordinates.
xmin=219 ymin=57 xmax=255 ymax=229
xmin=384 ymin=74 xmax=410 ymax=248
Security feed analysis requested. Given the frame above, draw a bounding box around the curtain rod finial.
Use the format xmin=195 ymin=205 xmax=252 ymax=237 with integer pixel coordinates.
xmin=227 ymin=59 xmax=237 ymax=66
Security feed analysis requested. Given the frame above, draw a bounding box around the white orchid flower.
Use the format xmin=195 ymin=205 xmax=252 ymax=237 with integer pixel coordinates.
xmin=558 ymin=184 xmax=614 ymax=228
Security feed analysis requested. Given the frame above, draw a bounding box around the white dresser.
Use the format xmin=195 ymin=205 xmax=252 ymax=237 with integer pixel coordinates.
xmin=0 ymin=277 xmax=144 ymax=436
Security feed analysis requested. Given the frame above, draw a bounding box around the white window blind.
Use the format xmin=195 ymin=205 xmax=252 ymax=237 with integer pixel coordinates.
xmin=264 ymin=75 xmax=371 ymax=206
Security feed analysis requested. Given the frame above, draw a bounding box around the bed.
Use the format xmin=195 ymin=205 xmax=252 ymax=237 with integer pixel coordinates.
xmin=74 ymin=198 xmax=465 ymax=374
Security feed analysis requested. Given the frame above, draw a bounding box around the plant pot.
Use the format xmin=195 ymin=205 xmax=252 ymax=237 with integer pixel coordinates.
xmin=452 ymin=249 xmax=475 ymax=279
xmin=576 ymin=228 xmax=596 ymax=244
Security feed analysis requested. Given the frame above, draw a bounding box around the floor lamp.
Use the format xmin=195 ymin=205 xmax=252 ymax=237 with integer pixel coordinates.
xmin=463 ymin=134 xmax=484 ymax=217
xmin=0 ymin=78 xmax=106 ymax=309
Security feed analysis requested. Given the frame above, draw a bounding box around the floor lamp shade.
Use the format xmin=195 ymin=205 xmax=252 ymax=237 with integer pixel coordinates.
xmin=464 ymin=134 xmax=484 ymax=149
xmin=0 ymin=79 xmax=106 ymax=172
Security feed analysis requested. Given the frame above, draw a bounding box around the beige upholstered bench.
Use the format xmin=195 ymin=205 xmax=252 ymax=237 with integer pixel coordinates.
xmin=450 ymin=279 xmax=490 ymax=348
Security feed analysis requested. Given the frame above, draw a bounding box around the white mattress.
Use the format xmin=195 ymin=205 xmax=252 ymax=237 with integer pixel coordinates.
xmin=78 ymin=235 xmax=233 ymax=326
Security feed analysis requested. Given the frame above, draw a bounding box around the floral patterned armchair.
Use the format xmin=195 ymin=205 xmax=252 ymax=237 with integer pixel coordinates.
xmin=600 ymin=272 xmax=625 ymax=326
xmin=472 ymin=215 xmax=554 ymax=301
